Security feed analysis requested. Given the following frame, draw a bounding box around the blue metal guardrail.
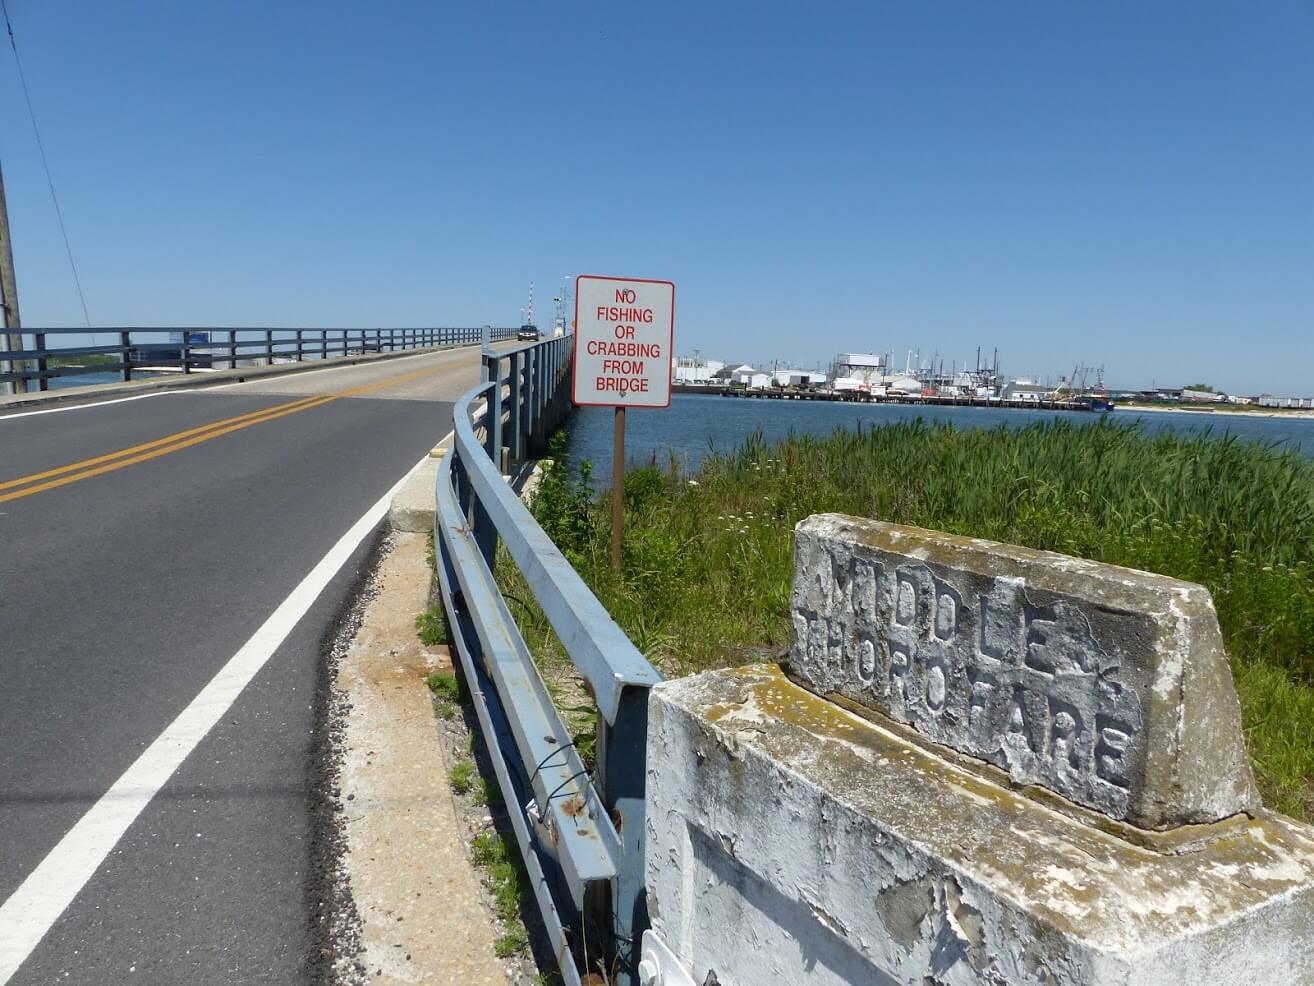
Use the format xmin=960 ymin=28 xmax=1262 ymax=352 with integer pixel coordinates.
xmin=0 ymin=326 xmax=517 ymax=391
xmin=433 ymin=333 xmax=662 ymax=986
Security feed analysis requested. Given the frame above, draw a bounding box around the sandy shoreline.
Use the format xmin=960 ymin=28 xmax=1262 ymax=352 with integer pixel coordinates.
xmin=1117 ymin=404 xmax=1314 ymax=421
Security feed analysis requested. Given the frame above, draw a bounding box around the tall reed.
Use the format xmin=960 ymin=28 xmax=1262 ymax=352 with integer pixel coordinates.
xmin=528 ymin=419 xmax=1314 ymax=819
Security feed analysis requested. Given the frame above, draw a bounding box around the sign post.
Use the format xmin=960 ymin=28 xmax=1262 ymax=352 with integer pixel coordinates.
xmin=571 ymin=275 xmax=675 ymax=571
xmin=611 ymin=406 xmax=625 ymax=570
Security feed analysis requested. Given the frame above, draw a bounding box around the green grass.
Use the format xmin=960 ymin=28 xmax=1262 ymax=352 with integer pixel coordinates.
xmin=513 ymin=421 xmax=1314 ymax=821
xmin=494 ymin=925 xmax=529 ymax=958
xmin=470 ymin=830 xmax=532 ymax=956
xmin=426 ymin=669 xmax=465 ymax=720
xmin=426 ymin=669 xmax=464 ymax=702
xmin=416 ymin=605 xmax=449 ymax=646
xmin=474 ymin=776 xmax=504 ymax=808
xmin=425 ymin=623 xmax=532 ymax=962
xmin=449 ymin=759 xmax=475 ymax=795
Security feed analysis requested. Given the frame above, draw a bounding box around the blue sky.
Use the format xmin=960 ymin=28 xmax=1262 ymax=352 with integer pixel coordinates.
xmin=0 ymin=1 xmax=1309 ymax=394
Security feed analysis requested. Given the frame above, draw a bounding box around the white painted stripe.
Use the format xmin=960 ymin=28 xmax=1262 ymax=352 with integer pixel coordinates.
xmin=0 ymin=390 xmax=185 ymax=421
xmin=0 ymin=454 xmax=429 ymax=983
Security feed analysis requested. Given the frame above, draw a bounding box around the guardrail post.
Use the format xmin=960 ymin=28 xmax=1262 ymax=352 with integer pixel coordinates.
xmin=473 ymin=363 xmax=499 ymax=568
xmin=35 ymin=331 xmax=47 ymax=391
xmin=295 ymin=330 xmax=304 ymax=362
xmin=484 ymin=354 xmax=502 ymax=468
xmin=532 ymin=345 xmax=547 ymax=453
xmin=507 ymin=351 xmax=522 ymax=464
xmin=594 ymin=686 xmax=653 ymax=986
xmin=120 ymin=330 xmax=132 ymax=381
xmin=228 ymin=330 xmax=238 ymax=369
xmin=265 ymin=329 xmax=274 ymax=366
xmin=451 ymin=450 xmax=471 ymax=523
xmin=523 ymin=346 xmax=538 ymax=454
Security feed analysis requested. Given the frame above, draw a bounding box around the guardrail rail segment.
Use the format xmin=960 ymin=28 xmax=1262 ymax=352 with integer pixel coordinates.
xmin=433 ymin=334 xmax=661 ymax=986
xmin=0 ymin=326 xmax=517 ymax=391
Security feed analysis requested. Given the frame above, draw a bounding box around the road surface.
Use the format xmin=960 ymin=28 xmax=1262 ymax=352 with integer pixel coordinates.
xmin=0 ymin=346 xmax=493 ymax=984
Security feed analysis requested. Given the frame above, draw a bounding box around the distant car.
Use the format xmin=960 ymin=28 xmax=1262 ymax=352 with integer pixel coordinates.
xmin=517 ymin=324 xmax=540 ymax=341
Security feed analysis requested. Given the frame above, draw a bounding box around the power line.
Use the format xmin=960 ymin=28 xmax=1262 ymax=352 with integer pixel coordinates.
xmin=1 ymin=0 xmax=92 ymax=329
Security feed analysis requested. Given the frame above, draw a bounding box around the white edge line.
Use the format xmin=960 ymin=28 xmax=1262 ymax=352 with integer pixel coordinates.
xmin=0 ymin=452 xmax=431 ymax=983
xmin=0 ymin=390 xmax=185 ymax=421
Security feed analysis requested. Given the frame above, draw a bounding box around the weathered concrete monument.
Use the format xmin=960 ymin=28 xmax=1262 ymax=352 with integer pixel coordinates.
xmin=789 ymin=514 xmax=1260 ymax=830
xmin=643 ymin=514 xmax=1314 ymax=984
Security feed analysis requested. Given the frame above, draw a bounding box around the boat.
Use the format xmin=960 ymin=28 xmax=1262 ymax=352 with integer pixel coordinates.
xmin=1072 ymin=395 xmax=1115 ymax=413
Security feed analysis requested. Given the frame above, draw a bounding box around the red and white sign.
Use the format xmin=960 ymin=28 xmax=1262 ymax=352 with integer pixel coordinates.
xmin=571 ymin=274 xmax=675 ymax=408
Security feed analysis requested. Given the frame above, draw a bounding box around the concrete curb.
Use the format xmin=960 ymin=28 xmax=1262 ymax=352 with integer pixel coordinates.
xmin=333 ymin=532 xmax=509 ymax=985
xmin=387 ymin=450 xmax=446 ymax=534
xmin=387 ymin=446 xmax=544 ymax=535
xmin=389 ymin=402 xmax=550 ymax=535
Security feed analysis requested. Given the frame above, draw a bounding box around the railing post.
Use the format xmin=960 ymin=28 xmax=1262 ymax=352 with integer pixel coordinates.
xmin=507 ymin=351 xmax=522 ymax=465
xmin=473 ymin=363 xmax=499 ymax=569
xmin=265 ymin=329 xmax=274 ymax=366
xmin=484 ymin=354 xmax=502 ymax=469
xmin=228 ymin=330 xmax=238 ymax=370
xmin=320 ymin=330 xmax=328 ymax=361
xmin=532 ymin=345 xmax=546 ymax=452
xmin=594 ymin=686 xmax=653 ymax=986
xmin=451 ymin=448 xmax=471 ymax=524
xmin=524 ymin=346 xmax=538 ymax=454
xmin=35 ymin=331 xmax=48 ymax=391
xmin=295 ymin=330 xmax=304 ymax=362
xmin=120 ymin=330 xmax=132 ymax=382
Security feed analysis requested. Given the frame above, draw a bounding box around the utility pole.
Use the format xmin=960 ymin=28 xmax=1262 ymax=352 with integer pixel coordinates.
xmin=0 ymin=161 xmax=26 ymax=395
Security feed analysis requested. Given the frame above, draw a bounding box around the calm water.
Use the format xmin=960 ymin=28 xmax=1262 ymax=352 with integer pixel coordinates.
xmin=44 ymin=371 xmax=145 ymax=390
xmin=563 ymin=394 xmax=1314 ymax=487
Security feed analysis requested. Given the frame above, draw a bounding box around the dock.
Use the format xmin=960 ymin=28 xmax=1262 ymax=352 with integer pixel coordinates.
xmin=671 ymin=384 xmax=1100 ymax=412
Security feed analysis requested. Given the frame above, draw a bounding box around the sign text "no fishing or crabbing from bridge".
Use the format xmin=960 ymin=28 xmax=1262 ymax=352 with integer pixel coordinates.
xmin=571 ymin=275 xmax=675 ymax=408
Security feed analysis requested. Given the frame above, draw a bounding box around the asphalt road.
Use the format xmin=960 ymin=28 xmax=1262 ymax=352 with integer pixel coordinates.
xmin=0 ymin=346 xmax=491 ymax=983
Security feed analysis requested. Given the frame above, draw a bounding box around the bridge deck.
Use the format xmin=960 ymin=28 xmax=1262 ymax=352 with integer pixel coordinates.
xmin=0 ymin=345 xmax=504 ymax=984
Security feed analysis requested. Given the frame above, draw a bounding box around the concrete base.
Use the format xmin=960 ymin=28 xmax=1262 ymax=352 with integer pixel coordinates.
xmin=388 ymin=443 xmax=543 ymax=534
xmin=388 ymin=451 xmax=444 ymax=534
xmin=646 ymin=664 xmax=1314 ymax=986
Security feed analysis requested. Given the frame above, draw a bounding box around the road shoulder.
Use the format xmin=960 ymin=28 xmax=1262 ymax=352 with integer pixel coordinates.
xmin=327 ymin=532 xmax=508 ymax=986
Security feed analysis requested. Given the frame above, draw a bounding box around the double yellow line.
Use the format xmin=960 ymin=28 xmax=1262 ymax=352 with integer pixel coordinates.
xmin=0 ymin=362 xmax=451 ymax=504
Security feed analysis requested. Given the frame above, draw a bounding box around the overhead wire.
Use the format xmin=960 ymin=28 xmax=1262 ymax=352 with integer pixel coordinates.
xmin=1 ymin=0 xmax=93 ymax=330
